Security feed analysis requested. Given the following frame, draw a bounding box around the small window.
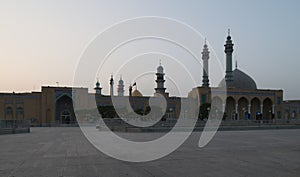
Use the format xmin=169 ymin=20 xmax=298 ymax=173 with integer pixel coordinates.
xmin=5 ymin=107 xmax=13 ymax=115
xmin=201 ymin=94 xmax=206 ymax=104
xmin=16 ymin=107 xmax=24 ymax=115
xmin=277 ymin=111 xmax=281 ymax=119
xmin=277 ymin=97 xmax=281 ymax=105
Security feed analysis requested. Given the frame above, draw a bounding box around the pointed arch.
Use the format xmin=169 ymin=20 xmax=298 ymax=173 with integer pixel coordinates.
xmin=251 ymin=97 xmax=260 ymax=120
xmin=16 ymin=107 xmax=24 ymax=120
xmin=225 ymin=96 xmax=236 ymax=120
xmin=211 ymin=96 xmax=223 ymax=110
xmin=238 ymin=97 xmax=249 ymax=120
xmin=211 ymin=96 xmax=224 ymax=119
xmin=263 ymin=98 xmax=273 ymax=120
xmin=55 ymin=95 xmax=76 ymax=124
xmin=5 ymin=106 xmax=13 ymax=120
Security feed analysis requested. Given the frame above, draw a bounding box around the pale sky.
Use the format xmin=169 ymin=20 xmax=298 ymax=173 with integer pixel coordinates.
xmin=0 ymin=0 xmax=299 ymax=100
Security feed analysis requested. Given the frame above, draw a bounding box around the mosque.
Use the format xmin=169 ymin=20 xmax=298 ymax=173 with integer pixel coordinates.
xmin=189 ymin=32 xmax=283 ymax=121
xmin=0 ymin=32 xmax=288 ymax=126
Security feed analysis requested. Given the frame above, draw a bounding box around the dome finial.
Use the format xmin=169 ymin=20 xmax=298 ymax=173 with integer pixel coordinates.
xmin=228 ymin=28 xmax=230 ymax=36
xmin=159 ymin=59 xmax=161 ymax=66
xmin=235 ymin=59 xmax=238 ymax=69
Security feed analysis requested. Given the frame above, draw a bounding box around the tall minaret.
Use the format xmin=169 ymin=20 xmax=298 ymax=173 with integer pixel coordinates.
xmin=129 ymin=84 xmax=133 ymax=97
xmin=94 ymin=78 xmax=102 ymax=95
xmin=202 ymin=39 xmax=210 ymax=87
xmin=109 ymin=74 xmax=114 ymax=96
xmin=117 ymin=75 xmax=124 ymax=96
xmin=155 ymin=60 xmax=166 ymax=94
xmin=225 ymin=29 xmax=234 ymax=86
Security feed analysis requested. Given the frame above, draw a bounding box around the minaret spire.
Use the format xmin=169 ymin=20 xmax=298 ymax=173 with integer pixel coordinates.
xmin=117 ymin=75 xmax=124 ymax=96
xmin=224 ymin=29 xmax=234 ymax=87
xmin=202 ymin=39 xmax=210 ymax=87
xmin=109 ymin=74 xmax=114 ymax=96
xmin=155 ymin=61 xmax=166 ymax=95
xmin=129 ymin=83 xmax=133 ymax=97
xmin=94 ymin=78 xmax=102 ymax=95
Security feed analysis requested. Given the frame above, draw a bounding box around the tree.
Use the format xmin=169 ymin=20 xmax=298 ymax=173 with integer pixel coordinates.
xmin=97 ymin=106 xmax=117 ymax=118
xmin=199 ymin=103 xmax=211 ymax=120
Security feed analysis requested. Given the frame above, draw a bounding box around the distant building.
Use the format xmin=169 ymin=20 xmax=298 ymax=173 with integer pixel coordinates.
xmin=283 ymin=100 xmax=300 ymax=119
xmin=0 ymin=31 xmax=287 ymax=126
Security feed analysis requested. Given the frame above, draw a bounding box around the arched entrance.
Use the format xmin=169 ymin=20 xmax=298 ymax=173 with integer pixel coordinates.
xmin=61 ymin=110 xmax=71 ymax=124
xmin=263 ymin=98 xmax=273 ymax=120
xmin=55 ymin=95 xmax=76 ymax=124
xmin=251 ymin=97 xmax=260 ymax=120
xmin=226 ymin=97 xmax=235 ymax=120
xmin=211 ymin=96 xmax=223 ymax=119
xmin=16 ymin=107 xmax=24 ymax=120
xmin=5 ymin=107 xmax=13 ymax=119
xmin=238 ymin=97 xmax=249 ymax=120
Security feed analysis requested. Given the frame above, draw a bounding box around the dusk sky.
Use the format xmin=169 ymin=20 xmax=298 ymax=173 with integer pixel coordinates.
xmin=0 ymin=0 xmax=299 ymax=100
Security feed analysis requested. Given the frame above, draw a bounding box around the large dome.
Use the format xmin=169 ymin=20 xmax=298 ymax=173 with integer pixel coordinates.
xmin=219 ymin=69 xmax=257 ymax=90
xmin=132 ymin=89 xmax=143 ymax=97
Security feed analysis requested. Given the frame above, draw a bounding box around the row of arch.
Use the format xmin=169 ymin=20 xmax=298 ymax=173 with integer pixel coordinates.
xmin=5 ymin=106 xmax=24 ymax=119
xmin=211 ymin=96 xmax=274 ymax=120
xmin=284 ymin=109 xmax=299 ymax=119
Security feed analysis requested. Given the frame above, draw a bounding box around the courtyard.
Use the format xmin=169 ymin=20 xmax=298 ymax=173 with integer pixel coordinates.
xmin=0 ymin=127 xmax=299 ymax=177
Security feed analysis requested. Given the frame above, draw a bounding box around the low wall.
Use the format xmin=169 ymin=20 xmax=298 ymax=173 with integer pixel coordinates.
xmin=0 ymin=128 xmax=30 ymax=135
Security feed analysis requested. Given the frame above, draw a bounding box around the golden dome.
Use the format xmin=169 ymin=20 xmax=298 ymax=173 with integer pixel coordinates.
xmin=132 ymin=89 xmax=143 ymax=97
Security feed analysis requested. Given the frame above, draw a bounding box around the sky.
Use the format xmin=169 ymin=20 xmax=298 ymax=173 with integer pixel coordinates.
xmin=0 ymin=0 xmax=299 ymax=100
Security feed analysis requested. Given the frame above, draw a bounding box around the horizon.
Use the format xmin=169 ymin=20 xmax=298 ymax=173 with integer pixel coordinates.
xmin=0 ymin=0 xmax=299 ymax=100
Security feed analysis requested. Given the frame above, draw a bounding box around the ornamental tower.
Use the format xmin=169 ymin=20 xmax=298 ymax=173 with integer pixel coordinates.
xmin=109 ymin=74 xmax=114 ymax=96
xmin=117 ymin=75 xmax=124 ymax=96
xmin=202 ymin=39 xmax=210 ymax=87
xmin=94 ymin=79 xmax=102 ymax=95
xmin=225 ymin=29 xmax=234 ymax=86
xmin=129 ymin=84 xmax=133 ymax=97
xmin=155 ymin=61 xmax=166 ymax=94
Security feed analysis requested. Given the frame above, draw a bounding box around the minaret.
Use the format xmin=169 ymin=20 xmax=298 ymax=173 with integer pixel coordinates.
xmin=94 ymin=79 xmax=102 ymax=95
xmin=155 ymin=60 xmax=166 ymax=94
xmin=117 ymin=75 xmax=124 ymax=96
xmin=109 ymin=74 xmax=114 ymax=96
xmin=129 ymin=84 xmax=133 ymax=97
xmin=202 ymin=39 xmax=210 ymax=87
xmin=225 ymin=29 xmax=234 ymax=86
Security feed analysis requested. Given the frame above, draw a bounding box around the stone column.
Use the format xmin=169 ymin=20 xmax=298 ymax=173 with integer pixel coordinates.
xmin=235 ymin=103 xmax=239 ymax=120
xmin=248 ymin=104 xmax=251 ymax=119
xmin=272 ymin=104 xmax=275 ymax=122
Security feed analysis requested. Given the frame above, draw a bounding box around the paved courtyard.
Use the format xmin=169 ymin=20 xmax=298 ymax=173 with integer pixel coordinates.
xmin=0 ymin=127 xmax=299 ymax=177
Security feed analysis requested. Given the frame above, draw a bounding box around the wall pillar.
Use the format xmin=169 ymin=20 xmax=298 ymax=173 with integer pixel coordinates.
xmin=235 ymin=103 xmax=238 ymax=120
xmin=248 ymin=104 xmax=251 ymax=113
xmin=248 ymin=104 xmax=251 ymax=119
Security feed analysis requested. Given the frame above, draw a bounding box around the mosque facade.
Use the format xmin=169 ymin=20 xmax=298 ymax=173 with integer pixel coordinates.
xmin=189 ymin=32 xmax=284 ymax=121
xmin=0 ymin=32 xmax=291 ymax=126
